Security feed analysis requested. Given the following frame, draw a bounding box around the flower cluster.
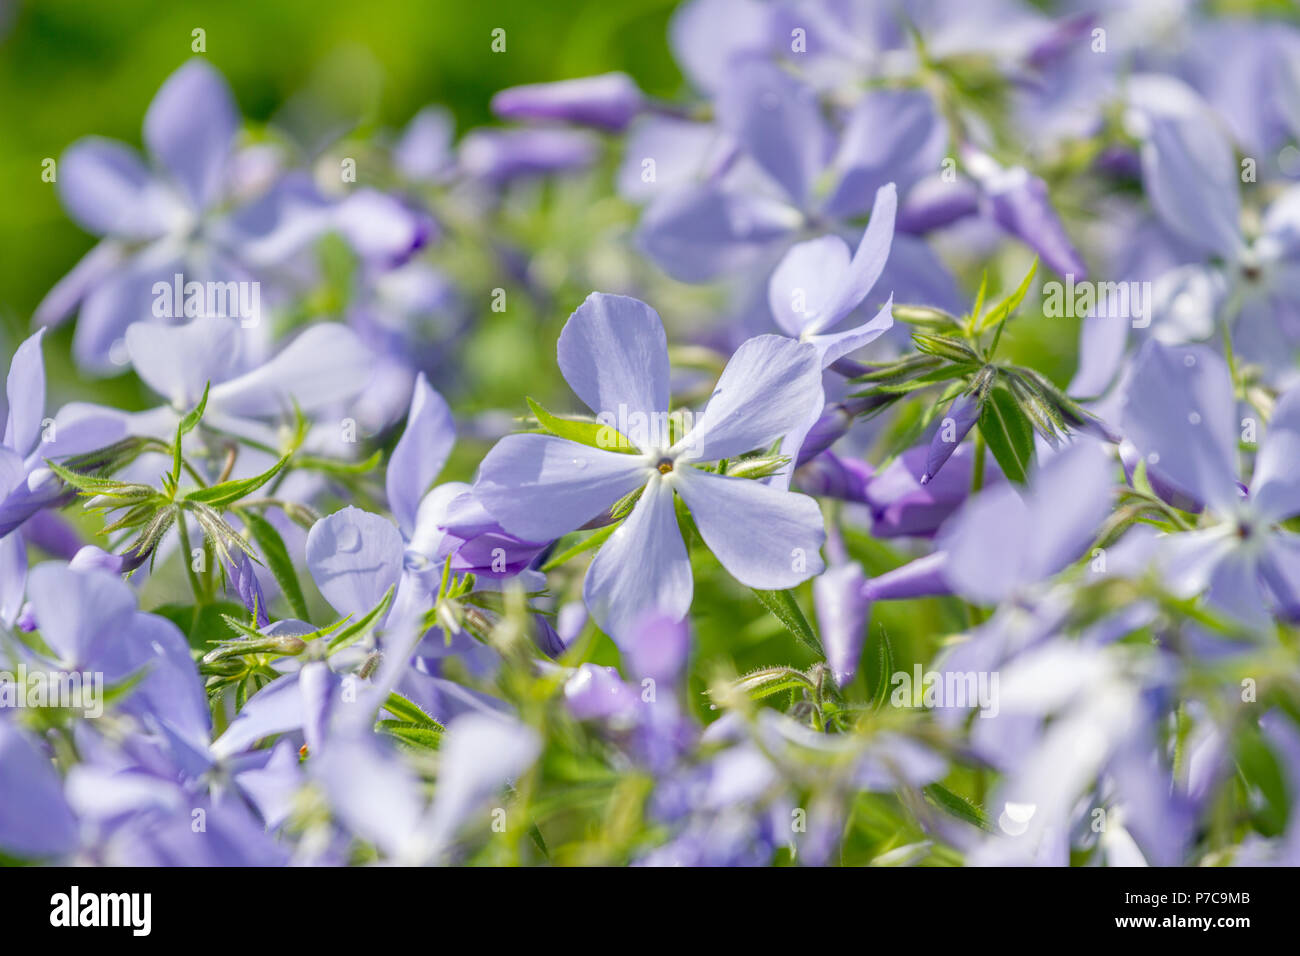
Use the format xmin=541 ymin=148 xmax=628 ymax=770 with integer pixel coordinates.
xmin=4 ymin=0 xmax=1300 ymax=868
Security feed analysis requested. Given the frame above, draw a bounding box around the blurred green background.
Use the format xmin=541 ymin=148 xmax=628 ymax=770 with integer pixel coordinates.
xmin=0 ymin=0 xmax=682 ymax=344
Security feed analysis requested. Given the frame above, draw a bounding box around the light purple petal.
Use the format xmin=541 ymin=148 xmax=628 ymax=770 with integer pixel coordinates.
xmin=825 ymin=91 xmax=946 ymax=218
xmin=558 ymin=293 xmax=670 ymax=425
xmin=305 ymin=507 xmax=404 ymax=619
xmin=315 ymin=735 xmax=425 ymax=859
xmin=673 ymin=468 xmax=825 ymax=589
xmin=34 ymin=240 xmax=127 ymax=329
xmin=810 ymin=184 xmax=896 ymax=334
xmin=207 ymin=323 xmax=374 ymax=417
xmin=668 ymin=0 xmax=775 ymax=95
xmin=637 ymin=184 xmax=800 ymax=282
xmin=807 ymin=298 xmax=893 ymax=367
xmin=0 ymin=722 xmax=78 ymax=858
xmin=1121 ymin=341 xmax=1240 ymax=515
xmin=211 ymin=672 xmax=305 ymax=758
xmin=0 ymin=530 xmax=26 ymax=625
xmin=126 ymin=316 xmax=242 ymax=408
xmin=768 ymin=234 xmax=851 ymax=336
xmin=144 ymin=59 xmax=238 ymax=211
xmin=4 ymin=329 xmax=46 ymax=458
xmin=584 ymin=477 xmax=691 ymax=641
xmin=424 ymin=713 xmax=541 ymax=857
xmin=1252 ymin=384 xmax=1300 ymax=521
xmin=57 ymin=138 xmax=175 ymax=240
xmin=1139 ymin=113 xmax=1243 ymax=260
xmin=814 ymin=561 xmax=870 ymax=685
xmin=387 ymin=374 xmax=455 ymax=537
xmin=715 ymin=58 xmax=830 ymax=207
xmin=492 ymin=72 xmax=644 ymax=131
xmin=394 ymin=106 xmax=455 ymax=182
xmin=474 ymin=434 xmax=650 ymax=542
xmin=675 ymin=335 xmax=823 ymax=463
xmin=25 ymin=563 xmax=136 ymax=668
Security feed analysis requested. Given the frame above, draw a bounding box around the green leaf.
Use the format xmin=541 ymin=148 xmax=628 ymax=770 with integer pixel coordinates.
xmin=751 ymin=588 xmax=823 ymax=655
xmin=240 ymin=509 xmax=310 ymax=620
xmin=177 ymin=382 xmax=211 ymax=437
xmin=912 ymin=333 xmax=981 ymax=364
xmin=383 ymin=691 xmax=445 ymax=730
xmin=294 ymin=450 xmax=383 ymax=477
xmin=726 ymin=666 xmax=816 ymax=702
xmin=526 ymin=396 xmax=636 ymax=454
xmin=326 ymin=585 xmax=396 ymax=654
xmin=924 ymin=783 xmax=995 ymax=832
xmin=183 ymin=449 xmax=293 ymax=509
xmin=868 ymin=363 xmax=978 ymax=396
xmin=540 ymin=523 xmax=619 ymax=572
xmin=173 ymin=382 xmax=211 ymax=481
xmin=45 ymin=461 xmax=156 ymax=499
xmin=978 ymin=384 xmax=1035 ymax=484
xmin=977 ymin=257 xmax=1038 ymax=335
xmin=377 ymin=720 xmax=444 ymax=750
xmin=871 ymin=628 xmax=894 ymax=712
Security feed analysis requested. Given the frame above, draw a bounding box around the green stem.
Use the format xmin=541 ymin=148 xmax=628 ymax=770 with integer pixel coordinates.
xmin=176 ymin=515 xmax=205 ymax=604
xmin=971 ymin=428 xmax=987 ymax=494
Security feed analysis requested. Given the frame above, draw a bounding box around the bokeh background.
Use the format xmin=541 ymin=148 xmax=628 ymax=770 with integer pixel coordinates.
xmin=0 ymin=0 xmax=683 ymax=392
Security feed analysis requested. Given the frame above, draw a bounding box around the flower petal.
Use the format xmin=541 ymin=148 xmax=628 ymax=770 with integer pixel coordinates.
xmin=675 ymin=334 xmax=822 ymax=463
xmin=386 ymin=374 xmax=455 ymax=537
xmin=207 ymin=323 xmax=374 ymax=418
xmin=25 ymin=563 xmax=137 ymax=668
xmin=126 ymin=316 xmax=242 ymax=409
xmin=1120 ymin=341 xmax=1240 ymax=515
xmin=715 ymin=58 xmax=831 ymax=207
xmin=474 ymin=434 xmax=650 ymax=542
xmin=583 ymin=476 xmax=692 ymax=641
xmin=811 ymin=184 xmax=896 ymax=334
xmin=768 ymin=235 xmax=851 ymax=337
xmin=4 ymin=329 xmax=46 ymax=458
xmin=305 ymin=507 xmax=404 ymax=619
xmin=57 ymin=138 xmax=175 ymax=240
xmin=0 ymin=722 xmax=79 ymax=858
xmin=673 ymin=467 xmax=825 ymax=588
xmin=806 ymin=297 xmax=893 ymax=367
xmin=558 ymin=293 xmax=670 ymax=424
xmin=144 ymin=59 xmax=239 ymax=211
xmin=1252 ymin=383 xmax=1300 ymax=521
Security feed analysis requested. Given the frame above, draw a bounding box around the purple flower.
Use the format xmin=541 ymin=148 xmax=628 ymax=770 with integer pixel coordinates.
xmin=1122 ymin=341 xmax=1300 ymax=628
xmin=0 ymin=331 xmax=127 ymax=619
xmin=814 ymin=562 xmax=870 ymax=685
xmin=767 ymin=184 xmax=896 ymax=367
xmin=35 ymin=60 xmax=314 ymax=372
xmin=491 ymin=73 xmax=645 ymax=131
xmin=0 ymin=720 xmax=79 ymax=859
xmin=475 ymin=293 xmax=827 ymax=639
xmin=868 ymin=442 xmax=995 ymax=538
xmin=457 ymin=128 xmax=599 ymax=184
xmin=921 ymin=389 xmax=983 ymax=485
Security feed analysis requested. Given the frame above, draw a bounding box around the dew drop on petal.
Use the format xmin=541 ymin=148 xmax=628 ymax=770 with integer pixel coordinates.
xmin=335 ymin=523 xmax=362 ymax=553
xmin=1188 ymin=411 xmax=1201 ymax=425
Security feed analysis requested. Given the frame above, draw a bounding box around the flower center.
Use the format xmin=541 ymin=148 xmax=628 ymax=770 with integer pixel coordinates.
xmin=656 ymin=457 xmax=674 ymax=474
